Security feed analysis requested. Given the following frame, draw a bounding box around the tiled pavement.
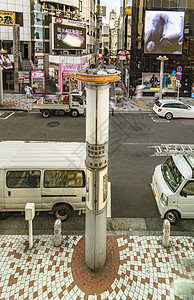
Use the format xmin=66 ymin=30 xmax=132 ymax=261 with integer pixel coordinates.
xmin=0 ymin=234 xmax=193 ymax=299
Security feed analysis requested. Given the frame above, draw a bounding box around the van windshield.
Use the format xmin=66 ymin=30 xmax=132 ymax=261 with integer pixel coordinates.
xmin=161 ymin=156 xmax=184 ymax=192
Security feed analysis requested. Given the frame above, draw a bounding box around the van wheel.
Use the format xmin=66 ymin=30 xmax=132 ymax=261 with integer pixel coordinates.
xmin=165 ymin=210 xmax=180 ymax=225
xmin=0 ymin=212 xmax=11 ymax=220
xmin=165 ymin=112 xmax=173 ymax=120
xmin=53 ymin=204 xmax=72 ymax=221
xmin=70 ymin=110 xmax=79 ymax=118
xmin=42 ymin=110 xmax=50 ymax=118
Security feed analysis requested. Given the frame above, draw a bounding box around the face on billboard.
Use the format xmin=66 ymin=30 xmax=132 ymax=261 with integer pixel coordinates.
xmin=144 ymin=11 xmax=185 ymax=54
xmin=54 ymin=23 xmax=86 ymax=50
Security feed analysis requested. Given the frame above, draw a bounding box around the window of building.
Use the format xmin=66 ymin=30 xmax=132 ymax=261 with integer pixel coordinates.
xmin=170 ymin=0 xmax=178 ymax=7
xmin=34 ymin=13 xmax=43 ymax=26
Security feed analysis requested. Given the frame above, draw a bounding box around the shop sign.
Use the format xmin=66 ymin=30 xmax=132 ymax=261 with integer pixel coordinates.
xmin=31 ymin=71 xmax=44 ymax=78
xmin=18 ymin=72 xmax=29 ymax=83
xmin=49 ymin=67 xmax=55 ymax=77
xmin=0 ymin=11 xmax=15 ymax=26
xmin=120 ymin=55 xmax=126 ymax=60
xmin=64 ymin=64 xmax=77 ymax=71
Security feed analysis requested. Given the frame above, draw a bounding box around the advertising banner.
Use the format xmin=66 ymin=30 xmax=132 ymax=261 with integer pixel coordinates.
xmin=0 ymin=11 xmax=15 ymax=25
xmin=144 ymin=10 xmax=185 ymax=54
xmin=53 ymin=23 xmax=86 ymax=50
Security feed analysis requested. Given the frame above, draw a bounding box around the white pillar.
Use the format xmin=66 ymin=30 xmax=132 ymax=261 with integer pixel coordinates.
xmin=76 ymin=69 xmax=120 ymax=271
xmin=159 ymin=60 xmax=164 ymax=100
xmin=85 ymin=83 xmax=109 ymax=270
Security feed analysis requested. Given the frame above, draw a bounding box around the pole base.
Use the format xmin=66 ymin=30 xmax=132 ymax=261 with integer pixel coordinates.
xmin=85 ymin=206 xmax=107 ymax=271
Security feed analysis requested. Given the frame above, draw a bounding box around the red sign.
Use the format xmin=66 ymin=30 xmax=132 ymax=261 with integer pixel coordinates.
xmin=177 ymin=66 xmax=182 ymax=73
xmin=176 ymin=74 xmax=182 ymax=81
xmin=120 ymin=50 xmax=125 ymax=56
xmin=55 ymin=17 xmax=62 ymax=24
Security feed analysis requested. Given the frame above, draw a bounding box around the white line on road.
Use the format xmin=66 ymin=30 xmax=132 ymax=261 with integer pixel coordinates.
xmin=0 ymin=112 xmax=15 ymax=119
xmin=122 ymin=142 xmax=162 ymax=145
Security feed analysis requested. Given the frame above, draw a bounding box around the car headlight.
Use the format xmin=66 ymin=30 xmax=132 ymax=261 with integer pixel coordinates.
xmin=161 ymin=193 xmax=168 ymax=206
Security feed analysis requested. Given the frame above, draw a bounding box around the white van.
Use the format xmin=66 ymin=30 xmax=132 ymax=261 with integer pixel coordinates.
xmin=0 ymin=141 xmax=86 ymax=221
xmin=151 ymin=155 xmax=194 ymax=224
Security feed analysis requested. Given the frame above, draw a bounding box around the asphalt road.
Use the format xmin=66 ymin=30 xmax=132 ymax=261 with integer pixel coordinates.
xmin=0 ymin=110 xmax=194 ymax=232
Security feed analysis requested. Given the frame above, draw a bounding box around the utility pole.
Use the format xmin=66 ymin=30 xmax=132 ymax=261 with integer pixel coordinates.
xmin=76 ymin=68 xmax=120 ymax=270
xmin=157 ymin=56 xmax=168 ymax=100
xmin=96 ymin=0 xmax=101 ymax=66
xmin=0 ymin=48 xmax=6 ymax=106
xmin=13 ymin=24 xmax=20 ymax=93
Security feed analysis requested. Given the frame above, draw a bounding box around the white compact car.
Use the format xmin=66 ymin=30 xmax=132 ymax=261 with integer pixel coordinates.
xmin=153 ymin=99 xmax=194 ymax=120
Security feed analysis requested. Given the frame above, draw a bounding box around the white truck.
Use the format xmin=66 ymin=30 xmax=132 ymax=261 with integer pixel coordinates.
xmin=32 ymin=92 xmax=86 ymax=118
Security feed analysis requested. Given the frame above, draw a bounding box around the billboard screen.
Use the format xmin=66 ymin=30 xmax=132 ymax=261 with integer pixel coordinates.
xmin=144 ymin=11 xmax=185 ymax=54
xmin=53 ymin=23 xmax=86 ymax=50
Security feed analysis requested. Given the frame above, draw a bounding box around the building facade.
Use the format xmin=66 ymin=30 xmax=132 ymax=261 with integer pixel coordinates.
xmin=0 ymin=0 xmax=96 ymax=93
xmin=130 ymin=0 xmax=194 ymax=97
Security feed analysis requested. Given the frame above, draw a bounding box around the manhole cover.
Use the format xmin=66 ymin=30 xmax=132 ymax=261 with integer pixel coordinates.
xmin=47 ymin=121 xmax=60 ymax=127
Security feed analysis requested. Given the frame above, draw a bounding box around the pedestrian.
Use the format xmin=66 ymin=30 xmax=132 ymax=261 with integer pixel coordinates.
xmin=109 ymin=100 xmax=115 ymax=116
xmin=129 ymin=86 xmax=133 ymax=99
xmin=25 ymin=84 xmax=31 ymax=98
xmin=32 ymin=82 xmax=37 ymax=95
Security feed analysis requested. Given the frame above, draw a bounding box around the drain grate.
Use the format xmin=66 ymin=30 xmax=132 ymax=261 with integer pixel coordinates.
xmin=47 ymin=121 xmax=60 ymax=127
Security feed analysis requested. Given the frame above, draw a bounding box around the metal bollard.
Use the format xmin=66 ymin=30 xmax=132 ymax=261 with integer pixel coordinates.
xmin=162 ymin=219 xmax=170 ymax=248
xmin=54 ymin=219 xmax=62 ymax=247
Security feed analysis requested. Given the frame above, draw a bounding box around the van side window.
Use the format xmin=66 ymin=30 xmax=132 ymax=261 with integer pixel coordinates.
xmin=182 ymin=181 xmax=194 ymax=196
xmin=6 ymin=171 xmax=41 ymax=188
xmin=44 ymin=170 xmax=85 ymax=188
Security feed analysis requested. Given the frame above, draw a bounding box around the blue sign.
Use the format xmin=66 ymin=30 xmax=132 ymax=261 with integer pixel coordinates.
xmin=172 ymin=70 xmax=176 ymax=77
xmin=176 ymin=74 xmax=181 ymax=81
xmin=177 ymin=66 xmax=182 ymax=73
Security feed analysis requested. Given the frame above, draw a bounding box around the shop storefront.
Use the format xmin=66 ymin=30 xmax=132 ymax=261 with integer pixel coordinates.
xmin=59 ymin=62 xmax=89 ymax=94
xmin=31 ymin=71 xmax=45 ymax=93
xmin=18 ymin=71 xmax=30 ymax=93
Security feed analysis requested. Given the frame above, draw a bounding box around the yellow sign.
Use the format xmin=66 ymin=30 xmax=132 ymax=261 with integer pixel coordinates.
xmin=125 ymin=7 xmax=132 ymax=15
xmin=0 ymin=11 xmax=15 ymax=26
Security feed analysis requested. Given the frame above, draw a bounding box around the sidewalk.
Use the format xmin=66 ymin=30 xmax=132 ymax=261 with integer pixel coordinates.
xmin=0 ymin=234 xmax=193 ymax=299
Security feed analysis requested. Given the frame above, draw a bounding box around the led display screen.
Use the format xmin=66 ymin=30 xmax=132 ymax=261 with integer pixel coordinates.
xmin=53 ymin=23 xmax=86 ymax=50
xmin=144 ymin=11 xmax=185 ymax=54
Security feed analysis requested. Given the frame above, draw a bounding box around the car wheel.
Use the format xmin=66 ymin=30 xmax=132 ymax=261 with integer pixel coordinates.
xmin=165 ymin=112 xmax=173 ymax=120
xmin=165 ymin=210 xmax=180 ymax=225
xmin=53 ymin=204 xmax=72 ymax=221
xmin=70 ymin=110 xmax=79 ymax=118
xmin=42 ymin=110 xmax=50 ymax=118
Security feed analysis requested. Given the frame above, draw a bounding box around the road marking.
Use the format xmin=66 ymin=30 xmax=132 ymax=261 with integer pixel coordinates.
xmin=149 ymin=113 xmax=170 ymax=123
xmin=178 ymin=119 xmax=194 ymax=125
xmin=0 ymin=112 xmax=15 ymax=119
xmin=122 ymin=142 xmax=161 ymax=145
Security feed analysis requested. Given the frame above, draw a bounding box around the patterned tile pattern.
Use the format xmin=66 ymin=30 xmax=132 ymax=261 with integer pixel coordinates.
xmin=0 ymin=235 xmax=193 ymax=300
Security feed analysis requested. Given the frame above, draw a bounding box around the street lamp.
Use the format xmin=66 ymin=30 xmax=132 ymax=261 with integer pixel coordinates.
xmin=157 ymin=56 xmax=168 ymax=100
xmin=0 ymin=48 xmax=7 ymax=106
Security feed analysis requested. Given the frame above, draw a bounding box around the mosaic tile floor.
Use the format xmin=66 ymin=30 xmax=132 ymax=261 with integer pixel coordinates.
xmin=0 ymin=235 xmax=193 ymax=300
